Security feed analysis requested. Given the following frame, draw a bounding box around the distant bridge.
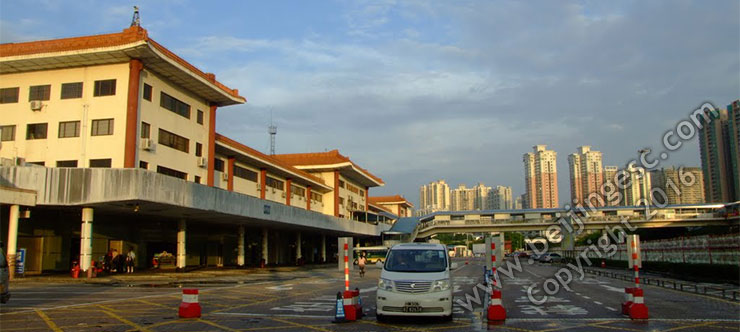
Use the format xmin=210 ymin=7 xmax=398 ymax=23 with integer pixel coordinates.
xmin=410 ymin=203 xmax=740 ymax=239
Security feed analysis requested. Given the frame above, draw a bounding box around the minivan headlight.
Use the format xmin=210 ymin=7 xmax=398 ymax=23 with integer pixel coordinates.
xmin=432 ymin=279 xmax=450 ymax=291
xmin=378 ymin=278 xmax=394 ymax=291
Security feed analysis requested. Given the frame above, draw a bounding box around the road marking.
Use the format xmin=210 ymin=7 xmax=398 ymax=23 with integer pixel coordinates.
xmin=359 ymin=286 xmax=377 ymax=293
xmin=268 ymin=316 xmax=332 ymax=332
xmin=215 ymin=312 xmax=333 ymax=319
xmin=593 ymin=301 xmax=602 ymax=305
xmin=97 ymin=305 xmax=152 ymax=332
xmin=582 ymin=296 xmax=591 ymax=299
xmin=600 ymin=285 xmax=625 ymax=293
xmin=660 ymin=321 xmax=718 ymax=331
xmin=198 ymin=318 xmax=242 ymax=332
xmin=266 ymin=284 xmax=294 ymax=291
xmin=605 ymin=306 xmax=618 ymax=311
xmin=34 ymin=309 xmax=62 ymax=332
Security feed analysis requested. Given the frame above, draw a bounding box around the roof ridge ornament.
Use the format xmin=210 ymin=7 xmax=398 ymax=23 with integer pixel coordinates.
xmin=131 ymin=6 xmax=140 ymax=27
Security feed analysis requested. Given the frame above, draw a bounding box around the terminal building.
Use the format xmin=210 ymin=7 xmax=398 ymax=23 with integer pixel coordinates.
xmin=0 ymin=26 xmax=395 ymax=276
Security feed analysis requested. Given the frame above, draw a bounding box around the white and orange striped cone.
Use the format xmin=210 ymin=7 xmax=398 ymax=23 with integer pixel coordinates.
xmin=178 ymin=289 xmax=201 ymax=318
xmin=487 ymin=289 xmax=506 ymax=321
xmin=622 ymin=287 xmax=634 ymax=315
xmin=629 ymin=288 xmax=648 ymax=319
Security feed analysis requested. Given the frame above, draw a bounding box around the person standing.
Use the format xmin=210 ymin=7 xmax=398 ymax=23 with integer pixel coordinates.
xmin=126 ymin=247 xmax=136 ymax=274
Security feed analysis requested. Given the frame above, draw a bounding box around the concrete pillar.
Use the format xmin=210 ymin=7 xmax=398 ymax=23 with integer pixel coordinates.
xmin=6 ymin=205 xmax=19 ymax=280
xmin=261 ymin=228 xmax=268 ymax=265
xmin=237 ymin=225 xmax=245 ymax=267
xmin=321 ymin=234 xmax=327 ymax=263
xmin=177 ymin=219 xmax=186 ymax=271
xmin=296 ymin=232 xmax=302 ymax=262
xmin=80 ymin=207 xmax=94 ymax=272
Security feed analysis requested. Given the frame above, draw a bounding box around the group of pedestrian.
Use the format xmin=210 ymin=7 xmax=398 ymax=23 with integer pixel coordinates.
xmin=103 ymin=247 xmax=136 ymax=274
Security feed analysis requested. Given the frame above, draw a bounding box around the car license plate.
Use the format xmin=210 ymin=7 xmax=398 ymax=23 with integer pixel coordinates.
xmin=403 ymin=302 xmax=422 ymax=313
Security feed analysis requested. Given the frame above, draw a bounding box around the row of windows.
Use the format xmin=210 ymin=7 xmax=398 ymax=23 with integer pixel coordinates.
xmin=144 ymin=84 xmax=204 ymax=125
xmin=0 ymin=79 xmax=116 ymax=103
xmin=27 ymin=159 xmax=112 ymax=168
xmin=234 ymin=165 xmax=258 ymax=182
xmin=0 ymin=119 xmax=113 ymax=141
xmin=265 ymin=176 xmax=284 ymax=190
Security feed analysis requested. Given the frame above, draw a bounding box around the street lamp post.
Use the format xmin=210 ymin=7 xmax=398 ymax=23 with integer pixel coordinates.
xmin=637 ymin=149 xmax=651 ymax=219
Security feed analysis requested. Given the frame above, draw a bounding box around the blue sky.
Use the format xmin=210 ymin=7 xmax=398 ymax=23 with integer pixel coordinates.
xmin=2 ymin=1 xmax=738 ymax=207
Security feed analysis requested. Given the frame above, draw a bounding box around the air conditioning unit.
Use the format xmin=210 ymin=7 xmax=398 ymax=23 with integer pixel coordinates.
xmin=14 ymin=157 xmax=25 ymax=166
xmin=222 ymin=172 xmax=229 ymax=181
xmin=196 ymin=157 xmax=207 ymax=168
xmin=271 ymin=188 xmax=276 ymax=194
xmin=281 ymin=192 xmax=286 ymax=198
xmin=30 ymin=100 xmax=43 ymax=111
xmin=256 ymin=183 xmax=261 ymax=191
xmin=140 ymin=138 xmax=154 ymax=151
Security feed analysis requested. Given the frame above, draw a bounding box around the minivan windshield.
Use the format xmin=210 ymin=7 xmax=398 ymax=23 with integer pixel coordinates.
xmin=384 ymin=249 xmax=447 ymax=272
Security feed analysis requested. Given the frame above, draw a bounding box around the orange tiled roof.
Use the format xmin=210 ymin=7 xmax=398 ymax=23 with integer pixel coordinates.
xmin=273 ymin=150 xmax=384 ymax=185
xmin=369 ymin=203 xmax=394 ymax=214
xmin=215 ymin=134 xmax=327 ymax=188
xmin=369 ymin=195 xmax=414 ymax=208
xmin=0 ymin=26 xmax=244 ymax=102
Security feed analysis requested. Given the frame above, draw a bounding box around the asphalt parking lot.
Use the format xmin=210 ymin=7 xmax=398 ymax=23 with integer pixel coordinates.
xmin=1 ymin=257 xmax=738 ymax=331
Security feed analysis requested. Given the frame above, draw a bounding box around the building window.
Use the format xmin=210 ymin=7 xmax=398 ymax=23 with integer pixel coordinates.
xmin=58 ymin=121 xmax=80 ymax=138
xmin=339 ymin=197 xmax=345 ymax=206
xmin=338 ymin=179 xmax=345 ymax=188
xmin=28 ymin=161 xmax=45 ymax=166
xmin=234 ymin=166 xmax=258 ymax=181
xmin=91 ymin=119 xmax=114 ymax=136
xmin=194 ymin=175 xmax=201 ymax=184
xmin=56 ymin=160 xmax=78 ymax=167
xmin=26 ymin=123 xmax=48 ymax=140
xmin=29 ymin=85 xmax=51 ymax=101
xmin=0 ymin=125 xmax=15 ymax=141
xmin=93 ymin=79 xmax=116 ymax=96
xmin=158 ymin=128 xmax=189 ymax=153
xmin=89 ymin=159 xmax=112 ymax=168
xmin=197 ymin=110 xmax=204 ymax=125
xmin=195 ymin=142 xmax=203 ymax=157
xmin=61 ymin=82 xmax=83 ymax=99
xmin=310 ymin=192 xmax=322 ymax=202
xmin=157 ymin=165 xmax=187 ymax=180
xmin=142 ymin=83 xmax=152 ymax=101
xmin=0 ymin=87 xmax=19 ymax=103
xmin=266 ymin=176 xmax=284 ymax=190
xmin=141 ymin=122 xmax=150 ymax=138
xmin=160 ymin=92 xmax=191 ymax=119
xmin=139 ymin=161 xmax=148 ymax=169
xmin=214 ymin=158 xmax=225 ymax=172
xmin=291 ymin=184 xmax=306 ymax=197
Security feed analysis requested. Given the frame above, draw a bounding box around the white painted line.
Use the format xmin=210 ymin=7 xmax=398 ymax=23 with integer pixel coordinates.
xmin=359 ymin=286 xmax=377 ymax=293
xmin=582 ymin=296 xmax=591 ymax=299
xmin=605 ymin=307 xmax=618 ymax=311
xmin=593 ymin=301 xmax=602 ymax=305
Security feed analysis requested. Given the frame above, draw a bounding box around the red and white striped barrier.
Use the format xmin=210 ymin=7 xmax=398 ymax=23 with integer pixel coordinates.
xmin=344 ymin=241 xmax=349 ymax=291
xmin=626 ymin=235 xmax=648 ymax=319
xmin=179 ymin=289 xmax=201 ymax=318
xmin=333 ymin=239 xmax=361 ymax=323
xmin=487 ymin=240 xmax=506 ymax=321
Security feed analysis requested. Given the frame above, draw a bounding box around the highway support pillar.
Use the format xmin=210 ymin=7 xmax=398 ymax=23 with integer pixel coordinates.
xmin=177 ymin=219 xmax=186 ymax=272
xmin=80 ymin=207 xmax=94 ymax=274
xmin=237 ymin=225 xmax=245 ymax=267
xmin=6 ymin=205 xmax=19 ymax=280
xmin=261 ymin=228 xmax=269 ymax=266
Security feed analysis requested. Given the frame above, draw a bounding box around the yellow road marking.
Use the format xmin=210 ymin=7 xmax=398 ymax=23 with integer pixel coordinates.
xmin=136 ymin=298 xmax=177 ymax=310
xmin=197 ymin=318 xmax=242 ymax=332
xmin=34 ymin=309 xmax=62 ymax=332
xmin=660 ymin=321 xmax=718 ymax=331
xmin=268 ymin=317 xmax=332 ymax=332
xmin=97 ymin=305 xmax=152 ymax=332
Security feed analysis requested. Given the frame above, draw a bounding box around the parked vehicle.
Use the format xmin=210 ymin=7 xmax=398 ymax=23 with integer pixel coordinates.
xmin=0 ymin=242 xmax=10 ymax=303
xmin=540 ymin=253 xmax=563 ymax=263
xmin=376 ymin=243 xmax=457 ymax=322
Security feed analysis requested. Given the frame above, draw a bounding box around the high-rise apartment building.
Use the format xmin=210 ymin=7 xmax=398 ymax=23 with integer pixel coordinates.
xmin=523 ymin=145 xmax=559 ymax=209
xmin=650 ymin=167 xmax=705 ymax=205
xmin=418 ymin=179 xmax=450 ymax=215
xmin=450 ymin=184 xmax=475 ymax=211
xmin=489 ymin=185 xmax=513 ymax=209
xmin=603 ymin=166 xmax=621 ymax=206
xmin=698 ymin=100 xmax=739 ymax=203
xmin=472 ymin=183 xmax=491 ymax=210
xmin=622 ymin=164 xmax=652 ymax=206
xmin=568 ymin=146 xmax=604 ymax=207
xmin=514 ymin=194 xmax=524 ymax=209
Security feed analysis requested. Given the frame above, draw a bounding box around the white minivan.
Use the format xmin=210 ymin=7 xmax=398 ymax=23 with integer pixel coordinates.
xmin=376 ymin=243 xmax=457 ymax=321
